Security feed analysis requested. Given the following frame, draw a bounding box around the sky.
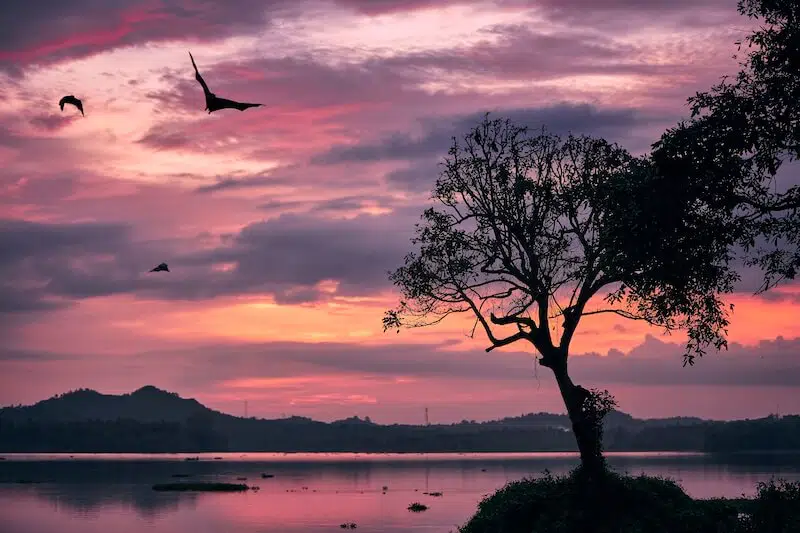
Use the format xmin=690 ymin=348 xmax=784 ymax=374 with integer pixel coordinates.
xmin=1 ymin=0 xmax=799 ymax=424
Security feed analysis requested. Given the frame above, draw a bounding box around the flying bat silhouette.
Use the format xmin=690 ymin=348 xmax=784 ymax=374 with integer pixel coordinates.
xmin=149 ymin=262 xmax=170 ymax=273
xmin=58 ymin=95 xmax=84 ymax=116
xmin=189 ymin=52 xmax=263 ymax=113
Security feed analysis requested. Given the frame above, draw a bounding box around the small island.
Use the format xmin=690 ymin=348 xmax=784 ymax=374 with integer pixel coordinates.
xmin=152 ymin=482 xmax=249 ymax=492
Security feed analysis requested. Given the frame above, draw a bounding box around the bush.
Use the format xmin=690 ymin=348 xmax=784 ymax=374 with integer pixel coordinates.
xmin=458 ymin=467 xmax=747 ymax=533
xmin=739 ymin=479 xmax=800 ymax=533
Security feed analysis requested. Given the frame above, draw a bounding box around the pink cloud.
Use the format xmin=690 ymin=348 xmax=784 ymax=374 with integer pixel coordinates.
xmin=2 ymin=335 xmax=799 ymax=422
xmin=0 ymin=1 xmax=295 ymax=73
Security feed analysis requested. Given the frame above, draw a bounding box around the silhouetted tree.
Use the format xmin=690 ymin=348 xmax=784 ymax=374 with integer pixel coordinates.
xmin=384 ymin=118 xmax=699 ymax=473
xmin=384 ymin=0 xmax=800 ymax=475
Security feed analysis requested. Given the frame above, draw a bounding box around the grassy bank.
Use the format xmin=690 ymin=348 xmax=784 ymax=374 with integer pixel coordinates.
xmin=457 ymin=468 xmax=800 ymax=533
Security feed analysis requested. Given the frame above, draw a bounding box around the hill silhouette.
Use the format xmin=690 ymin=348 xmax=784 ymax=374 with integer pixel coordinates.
xmin=0 ymin=386 xmax=214 ymax=424
xmin=0 ymin=386 xmax=703 ymax=428
xmin=0 ymin=386 xmax=797 ymax=453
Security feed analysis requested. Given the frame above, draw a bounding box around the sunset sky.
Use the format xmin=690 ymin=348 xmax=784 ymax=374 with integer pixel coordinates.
xmin=1 ymin=0 xmax=799 ymax=424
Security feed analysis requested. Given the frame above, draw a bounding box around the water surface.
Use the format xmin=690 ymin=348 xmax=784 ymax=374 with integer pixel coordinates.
xmin=2 ymin=452 xmax=800 ymax=533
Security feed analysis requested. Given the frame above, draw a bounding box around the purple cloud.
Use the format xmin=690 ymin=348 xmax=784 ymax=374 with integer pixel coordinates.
xmin=0 ymin=0 xmax=299 ymax=74
xmin=4 ymin=333 xmax=799 ymax=395
xmin=0 ymin=211 xmax=416 ymax=311
xmin=314 ymin=103 xmax=655 ymax=165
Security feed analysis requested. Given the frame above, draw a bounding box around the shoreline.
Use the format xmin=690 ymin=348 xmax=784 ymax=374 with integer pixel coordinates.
xmin=3 ymin=450 xmax=800 ymax=460
xmin=0 ymin=450 xmax=711 ymax=458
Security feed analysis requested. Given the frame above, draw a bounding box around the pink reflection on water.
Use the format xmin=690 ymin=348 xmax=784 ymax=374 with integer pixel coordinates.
xmin=1 ymin=453 xmax=800 ymax=533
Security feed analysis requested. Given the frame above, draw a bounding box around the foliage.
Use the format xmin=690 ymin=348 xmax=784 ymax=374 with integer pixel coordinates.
xmin=0 ymin=418 xmax=230 ymax=453
xmin=457 ymin=470 xmax=800 ymax=533
xmin=703 ymin=415 xmax=800 ymax=452
xmin=580 ymin=388 xmax=618 ymax=461
xmin=384 ymin=116 xmax=739 ymax=369
xmin=457 ymin=468 xmax=746 ymax=533
xmin=740 ymin=479 xmax=800 ymax=533
xmin=649 ymin=0 xmax=800 ymax=303
xmin=455 ymin=467 xmax=800 ymax=532
xmin=695 ymin=0 xmax=800 ymax=174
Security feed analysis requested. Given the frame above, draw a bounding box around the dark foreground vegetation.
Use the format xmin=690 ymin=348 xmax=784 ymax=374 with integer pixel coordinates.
xmin=1 ymin=386 xmax=798 ymax=453
xmin=459 ymin=469 xmax=800 ymax=533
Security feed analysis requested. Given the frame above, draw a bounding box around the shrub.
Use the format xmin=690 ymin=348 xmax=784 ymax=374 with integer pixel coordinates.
xmin=458 ymin=467 xmax=742 ymax=533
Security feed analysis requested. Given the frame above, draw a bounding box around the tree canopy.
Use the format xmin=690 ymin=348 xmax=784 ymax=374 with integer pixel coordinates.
xmin=384 ymin=117 xmax=739 ymax=368
xmin=650 ymin=0 xmax=800 ymax=297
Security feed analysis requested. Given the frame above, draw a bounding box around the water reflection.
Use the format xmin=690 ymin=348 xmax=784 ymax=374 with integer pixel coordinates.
xmin=1 ymin=453 xmax=799 ymax=533
xmin=17 ymin=483 xmax=200 ymax=517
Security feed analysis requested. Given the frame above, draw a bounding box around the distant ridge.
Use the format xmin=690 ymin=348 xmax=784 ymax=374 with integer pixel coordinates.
xmin=0 ymin=386 xmax=217 ymax=424
xmin=0 ymin=385 xmax=707 ymax=427
xmin=0 ymin=386 xmax=797 ymax=453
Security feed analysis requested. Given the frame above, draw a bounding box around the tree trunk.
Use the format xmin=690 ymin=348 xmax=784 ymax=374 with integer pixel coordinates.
xmin=550 ymin=360 xmax=606 ymax=476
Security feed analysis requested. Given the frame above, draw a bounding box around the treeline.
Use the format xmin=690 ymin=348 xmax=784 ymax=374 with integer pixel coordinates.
xmin=1 ymin=415 xmax=798 ymax=453
xmin=0 ymin=418 xmax=229 ymax=453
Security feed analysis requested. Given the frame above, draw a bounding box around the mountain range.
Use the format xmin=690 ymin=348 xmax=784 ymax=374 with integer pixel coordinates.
xmin=0 ymin=386 xmax=797 ymax=453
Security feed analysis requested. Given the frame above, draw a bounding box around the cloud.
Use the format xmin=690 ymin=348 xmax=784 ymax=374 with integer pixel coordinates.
xmin=0 ymin=122 xmax=101 ymax=176
xmin=153 ymin=54 xmax=422 ymax=117
xmin=195 ymin=177 xmax=275 ymax=194
xmin=331 ymin=0 xmax=466 ymax=15
xmin=7 ymin=333 xmax=800 ymax=392
xmin=518 ymin=0 xmax=732 ymax=14
xmin=501 ymin=0 xmax=743 ymax=30
xmin=2 ymin=331 xmax=799 ymax=421
xmin=135 ymin=125 xmax=194 ymax=151
xmin=315 ymin=103 xmax=652 ymax=164
xmin=552 ymin=0 xmax=736 ymax=15
xmin=0 ymin=218 xmax=141 ymax=314
xmin=172 ymin=211 xmax=415 ymax=302
xmin=0 ymin=0 xmax=299 ymax=74
xmin=757 ymin=288 xmax=800 ymax=305
xmin=146 ymin=333 xmax=800 ymax=394
xmin=0 ymin=286 xmax=70 ymax=314
xmin=569 ymin=335 xmax=800 ymax=388
xmin=0 ymin=218 xmax=130 ymax=265
xmin=28 ymin=114 xmax=81 ymax=132
xmin=362 ymin=21 xmax=721 ymax=88
xmin=0 ymin=210 xmax=416 ymax=311
xmin=137 ymin=29 xmax=670 ymax=157
xmin=384 ymin=160 xmax=442 ymax=192
xmin=192 ymin=166 xmax=308 ymax=194
xmin=253 ymin=194 xmax=405 ymax=217
xmin=0 ymin=349 xmax=72 ymax=362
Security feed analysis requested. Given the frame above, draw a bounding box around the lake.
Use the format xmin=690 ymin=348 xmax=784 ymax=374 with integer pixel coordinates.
xmin=2 ymin=452 xmax=800 ymax=533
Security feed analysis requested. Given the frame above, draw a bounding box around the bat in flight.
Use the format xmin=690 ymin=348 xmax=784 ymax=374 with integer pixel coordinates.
xmin=58 ymin=95 xmax=84 ymax=116
xmin=189 ymin=52 xmax=263 ymax=114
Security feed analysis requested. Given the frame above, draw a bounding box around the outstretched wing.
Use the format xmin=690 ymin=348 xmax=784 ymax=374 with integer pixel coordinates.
xmin=215 ymin=97 xmax=263 ymax=111
xmin=188 ymin=52 xmax=212 ymax=97
xmin=231 ymin=101 xmax=262 ymax=111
